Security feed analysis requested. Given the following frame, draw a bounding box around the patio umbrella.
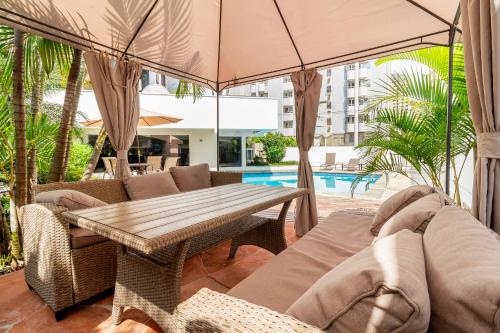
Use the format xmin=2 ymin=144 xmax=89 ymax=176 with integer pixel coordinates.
xmin=81 ymin=109 xmax=182 ymax=163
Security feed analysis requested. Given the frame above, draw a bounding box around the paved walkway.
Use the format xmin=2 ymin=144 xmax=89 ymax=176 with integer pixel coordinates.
xmin=0 ymin=196 xmax=379 ymax=333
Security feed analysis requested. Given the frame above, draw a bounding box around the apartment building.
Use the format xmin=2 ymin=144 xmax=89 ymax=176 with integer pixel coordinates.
xmin=140 ymin=61 xmax=396 ymax=147
xmin=227 ymin=60 xmax=395 ymax=146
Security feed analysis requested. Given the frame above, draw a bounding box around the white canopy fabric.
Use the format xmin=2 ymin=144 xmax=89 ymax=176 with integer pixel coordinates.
xmin=0 ymin=0 xmax=460 ymax=91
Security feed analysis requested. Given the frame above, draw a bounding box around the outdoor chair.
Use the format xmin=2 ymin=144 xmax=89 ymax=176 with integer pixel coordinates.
xmin=146 ymin=155 xmax=162 ymax=173
xmin=163 ymin=156 xmax=179 ymax=170
xmin=21 ymin=169 xmax=243 ymax=319
xmin=341 ymin=158 xmax=361 ymax=171
xmin=319 ymin=153 xmax=336 ymax=170
xmin=101 ymin=157 xmax=116 ymax=179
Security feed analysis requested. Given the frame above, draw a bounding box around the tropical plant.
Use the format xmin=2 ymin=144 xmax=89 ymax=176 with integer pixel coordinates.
xmin=252 ymin=133 xmax=296 ymax=164
xmin=352 ymin=45 xmax=475 ymax=206
xmin=48 ymin=47 xmax=83 ymax=182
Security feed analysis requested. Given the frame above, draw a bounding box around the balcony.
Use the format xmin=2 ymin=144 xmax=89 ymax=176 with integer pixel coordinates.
xmin=347 ymin=88 xmax=355 ymax=98
xmin=283 ymin=97 xmax=294 ymax=106
xmin=359 ymin=67 xmax=368 ymax=78
xmin=347 ymin=69 xmax=355 ymax=80
xmin=359 ymin=86 xmax=368 ymax=96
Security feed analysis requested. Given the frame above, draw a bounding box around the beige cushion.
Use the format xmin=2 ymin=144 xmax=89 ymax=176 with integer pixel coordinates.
xmin=371 ymin=185 xmax=434 ymax=235
xmin=123 ymin=172 xmax=180 ymax=200
xmin=227 ymin=212 xmax=375 ymax=313
xmin=169 ymin=163 xmax=211 ymax=192
xmin=377 ymin=193 xmax=445 ymax=238
xmin=35 ymin=189 xmax=107 ymax=210
xmin=69 ymin=227 xmax=108 ymax=249
xmin=423 ymin=206 xmax=500 ymax=332
xmin=286 ymin=230 xmax=430 ymax=332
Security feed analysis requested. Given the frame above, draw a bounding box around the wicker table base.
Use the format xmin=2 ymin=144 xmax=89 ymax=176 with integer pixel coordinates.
xmin=111 ymin=201 xmax=293 ymax=332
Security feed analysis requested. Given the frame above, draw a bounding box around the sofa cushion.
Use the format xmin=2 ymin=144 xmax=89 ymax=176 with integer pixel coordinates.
xmin=371 ymin=185 xmax=434 ymax=235
xmin=35 ymin=189 xmax=107 ymax=210
xmin=377 ymin=193 xmax=445 ymax=238
xmin=227 ymin=212 xmax=374 ymax=313
xmin=286 ymin=230 xmax=430 ymax=332
xmin=123 ymin=172 xmax=180 ymax=200
xmin=423 ymin=206 xmax=500 ymax=332
xmin=169 ymin=163 xmax=212 ymax=192
xmin=70 ymin=227 xmax=108 ymax=249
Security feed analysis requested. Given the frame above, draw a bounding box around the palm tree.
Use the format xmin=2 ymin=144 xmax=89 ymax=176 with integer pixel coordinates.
xmin=11 ymin=30 xmax=25 ymax=260
xmin=48 ymin=47 xmax=82 ymax=182
xmin=353 ymin=45 xmax=475 ymax=206
xmin=81 ymin=126 xmax=107 ymax=181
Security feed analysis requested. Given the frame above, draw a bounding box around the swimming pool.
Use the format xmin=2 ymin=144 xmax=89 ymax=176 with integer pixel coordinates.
xmin=243 ymin=172 xmax=380 ymax=194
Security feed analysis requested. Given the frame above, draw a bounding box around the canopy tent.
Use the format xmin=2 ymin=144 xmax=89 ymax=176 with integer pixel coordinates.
xmin=0 ymin=0 xmax=465 ymax=236
xmin=0 ymin=0 xmax=460 ymax=91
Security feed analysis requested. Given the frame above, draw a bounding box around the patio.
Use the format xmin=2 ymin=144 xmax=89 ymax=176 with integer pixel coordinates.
xmin=0 ymin=0 xmax=499 ymax=332
xmin=0 ymin=197 xmax=380 ymax=333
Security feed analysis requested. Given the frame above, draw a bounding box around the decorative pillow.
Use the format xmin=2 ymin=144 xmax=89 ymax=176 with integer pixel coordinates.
xmin=170 ymin=163 xmax=212 ymax=192
xmin=376 ymin=193 xmax=445 ymax=238
xmin=423 ymin=206 xmax=500 ymax=332
xmin=35 ymin=190 xmax=107 ymax=210
xmin=286 ymin=230 xmax=430 ymax=332
xmin=371 ymin=185 xmax=434 ymax=235
xmin=123 ymin=172 xmax=180 ymax=200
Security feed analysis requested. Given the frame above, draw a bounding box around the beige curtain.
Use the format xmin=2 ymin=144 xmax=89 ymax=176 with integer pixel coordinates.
xmin=84 ymin=52 xmax=142 ymax=179
xmin=461 ymin=0 xmax=500 ymax=232
xmin=291 ymin=69 xmax=322 ymax=236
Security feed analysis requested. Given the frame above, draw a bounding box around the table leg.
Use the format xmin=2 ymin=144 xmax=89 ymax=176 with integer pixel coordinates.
xmin=112 ymin=239 xmax=191 ymax=331
xmin=229 ymin=200 xmax=291 ymax=258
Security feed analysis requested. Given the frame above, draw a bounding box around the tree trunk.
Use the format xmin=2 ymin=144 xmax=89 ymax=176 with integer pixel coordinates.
xmin=11 ymin=30 xmax=26 ymax=260
xmin=81 ymin=126 xmax=107 ymax=181
xmin=27 ymin=65 xmax=44 ymax=204
xmin=48 ymin=47 xmax=82 ymax=183
xmin=61 ymin=68 xmax=86 ymax=180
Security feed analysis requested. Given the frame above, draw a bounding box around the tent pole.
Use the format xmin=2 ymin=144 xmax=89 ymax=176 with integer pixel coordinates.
xmin=216 ymin=84 xmax=220 ymax=171
xmin=445 ymin=7 xmax=461 ymax=195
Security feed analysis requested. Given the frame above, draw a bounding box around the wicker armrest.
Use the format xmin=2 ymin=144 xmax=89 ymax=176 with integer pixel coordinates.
xmin=210 ymin=171 xmax=242 ymax=187
xmin=175 ymin=288 xmax=323 ymax=332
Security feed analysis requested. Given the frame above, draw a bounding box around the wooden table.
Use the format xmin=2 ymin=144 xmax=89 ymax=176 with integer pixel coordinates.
xmin=62 ymin=183 xmax=307 ymax=331
xmin=128 ymin=162 xmax=152 ymax=175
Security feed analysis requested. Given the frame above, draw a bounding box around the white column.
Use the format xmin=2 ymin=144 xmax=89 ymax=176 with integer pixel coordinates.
xmin=241 ymin=135 xmax=247 ymax=167
xmin=354 ymin=62 xmax=360 ymax=146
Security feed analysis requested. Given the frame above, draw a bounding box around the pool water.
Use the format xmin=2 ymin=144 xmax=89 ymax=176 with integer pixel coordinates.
xmin=243 ymin=172 xmax=380 ymax=194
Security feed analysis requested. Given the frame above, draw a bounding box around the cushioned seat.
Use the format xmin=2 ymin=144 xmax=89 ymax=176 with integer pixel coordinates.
xmin=227 ymin=212 xmax=374 ymax=313
xmin=70 ymin=227 xmax=108 ymax=249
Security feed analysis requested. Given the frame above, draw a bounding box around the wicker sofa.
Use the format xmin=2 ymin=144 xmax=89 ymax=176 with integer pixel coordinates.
xmin=21 ymin=171 xmax=241 ymax=319
xmin=173 ymin=190 xmax=500 ymax=333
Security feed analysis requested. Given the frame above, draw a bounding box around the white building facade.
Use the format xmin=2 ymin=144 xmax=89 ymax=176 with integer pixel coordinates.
xmin=45 ymin=89 xmax=278 ymax=169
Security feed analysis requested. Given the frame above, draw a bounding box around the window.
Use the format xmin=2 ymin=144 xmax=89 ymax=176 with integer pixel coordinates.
xmin=347 ymin=81 xmax=355 ymax=88
xmin=326 ymin=69 xmax=332 ymax=76
xmin=347 ymin=64 xmax=355 ymax=71
xmin=327 ymin=118 xmax=332 ymax=126
xmin=360 ymin=61 xmax=370 ymax=69
xmin=327 ymin=102 xmax=331 ymax=109
xmin=359 ymin=98 xmax=368 ymax=106
xmin=326 ymin=77 xmax=331 ymax=84
xmin=359 ymin=79 xmax=370 ymax=87
xmin=258 ymin=91 xmax=268 ymax=97
xmin=283 ymin=105 xmax=294 ymax=113
xmin=283 ymin=90 xmax=293 ymax=98
xmin=251 ymin=92 xmax=256 ymax=97
xmin=284 ymin=120 xmax=293 ymax=128
xmin=326 ymin=86 xmax=331 ymax=93
xmin=347 ymin=98 xmax=355 ymax=106
xmin=283 ymin=76 xmax=292 ymax=83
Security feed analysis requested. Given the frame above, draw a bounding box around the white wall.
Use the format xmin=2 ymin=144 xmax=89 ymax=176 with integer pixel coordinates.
xmin=284 ymin=146 xmax=358 ymax=167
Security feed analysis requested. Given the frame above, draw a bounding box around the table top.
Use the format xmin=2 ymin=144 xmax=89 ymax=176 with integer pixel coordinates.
xmin=62 ymin=183 xmax=307 ymax=254
xmin=129 ymin=163 xmax=152 ymax=167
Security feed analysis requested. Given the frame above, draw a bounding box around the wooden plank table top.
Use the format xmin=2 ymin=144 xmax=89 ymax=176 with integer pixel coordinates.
xmin=62 ymin=183 xmax=307 ymax=254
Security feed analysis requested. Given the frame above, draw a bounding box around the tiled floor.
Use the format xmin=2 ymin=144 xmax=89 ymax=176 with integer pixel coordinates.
xmin=0 ymin=196 xmax=380 ymax=333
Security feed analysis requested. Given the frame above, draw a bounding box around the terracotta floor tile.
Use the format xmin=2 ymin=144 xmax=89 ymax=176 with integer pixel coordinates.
xmin=182 ymin=254 xmax=207 ymax=285
xmin=181 ymin=276 xmax=229 ymax=301
xmin=209 ymin=249 xmax=274 ymax=289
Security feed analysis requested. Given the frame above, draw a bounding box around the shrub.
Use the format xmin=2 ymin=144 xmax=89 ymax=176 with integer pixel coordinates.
xmin=252 ymin=133 xmax=296 ymax=164
xmin=65 ymin=143 xmax=93 ymax=182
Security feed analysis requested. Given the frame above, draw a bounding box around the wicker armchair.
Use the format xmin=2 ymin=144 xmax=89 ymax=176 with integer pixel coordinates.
xmin=22 ymin=171 xmax=242 ymax=319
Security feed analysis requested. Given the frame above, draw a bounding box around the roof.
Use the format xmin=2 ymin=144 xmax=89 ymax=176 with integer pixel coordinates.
xmin=0 ymin=0 xmax=460 ymax=91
